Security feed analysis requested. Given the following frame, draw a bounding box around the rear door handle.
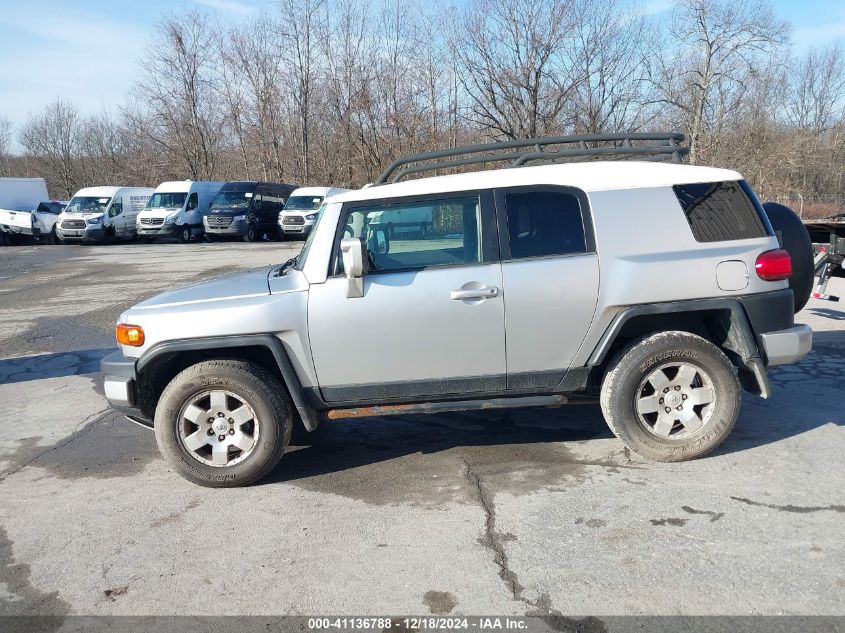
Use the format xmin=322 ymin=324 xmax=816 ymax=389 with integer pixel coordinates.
xmin=450 ymin=286 xmax=499 ymax=300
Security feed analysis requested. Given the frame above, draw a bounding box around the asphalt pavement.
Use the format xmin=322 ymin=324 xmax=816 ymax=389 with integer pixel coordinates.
xmin=0 ymin=242 xmax=842 ymax=620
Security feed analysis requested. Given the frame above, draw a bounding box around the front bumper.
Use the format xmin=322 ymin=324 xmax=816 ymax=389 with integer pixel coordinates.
xmin=57 ymin=226 xmax=104 ymax=242
xmin=279 ymin=222 xmax=313 ymax=235
xmin=101 ymin=350 xmax=148 ymax=422
xmin=759 ymin=324 xmax=813 ymax=366
xmin=205 ymin=218 xmax=248 ymax=236
xmin=137 ymin=224 xmax=177 ymax=237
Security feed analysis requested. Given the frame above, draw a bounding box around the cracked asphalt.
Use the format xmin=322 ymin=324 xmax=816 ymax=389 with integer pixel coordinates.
xmin=0 ymin=242 xmax=843 ymax=620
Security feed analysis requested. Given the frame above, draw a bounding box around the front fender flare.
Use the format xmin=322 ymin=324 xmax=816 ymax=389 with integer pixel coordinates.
xmin=137 ymin=334 xmax=320 ymax=431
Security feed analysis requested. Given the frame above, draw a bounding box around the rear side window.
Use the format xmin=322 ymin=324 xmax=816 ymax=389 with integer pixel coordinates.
xmin=673 ymin=181 xmax=772 ymax=242
xmin=504 ymin=191 xmax=587 ymax=258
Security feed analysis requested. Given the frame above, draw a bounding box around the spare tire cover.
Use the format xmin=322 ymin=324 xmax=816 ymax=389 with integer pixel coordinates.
xmin=762 ymin=202 xmax=814 ymax=313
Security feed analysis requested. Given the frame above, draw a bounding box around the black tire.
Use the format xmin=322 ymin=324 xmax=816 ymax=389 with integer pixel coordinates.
xmin=205 ymin=233 xmax=218 ymax=243
xmin=45 ymin=226 xmax=60 ymax=245
xmin=154 ymin=360 xmax=293 ymax=487
xmin=141 ymin=237 xmax=155 ymax=244
xmin=243 ymin=224 xmax=259 ymax=242
xmin=0 ymin=232 xmax=7 ymax=246
xmin=178 ymin=225 xmax=192 ymax=243
xmin=600 ymin=331 xmax=741 ymax=462
xmin=762 ymin=202 xmax=814 ymax=313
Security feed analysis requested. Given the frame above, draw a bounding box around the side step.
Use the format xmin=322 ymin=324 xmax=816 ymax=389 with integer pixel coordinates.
xmin=324 ymin=394 xmax=570 ymax=420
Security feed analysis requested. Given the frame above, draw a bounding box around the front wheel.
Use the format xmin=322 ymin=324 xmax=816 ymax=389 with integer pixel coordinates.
xmin=178 ymin=225 xmax=192 ymax=243
xmin=243 ymin=224 xmax=259 ymax=242
xmin=600 ymin=331 xmax=740 ymax=462
xmin=154 ymin=360 xmax=293 ymax=487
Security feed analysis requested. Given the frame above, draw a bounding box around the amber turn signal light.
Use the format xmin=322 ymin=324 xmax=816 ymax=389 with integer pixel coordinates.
xmin=115 ymin=324 xmax=145 ymax=347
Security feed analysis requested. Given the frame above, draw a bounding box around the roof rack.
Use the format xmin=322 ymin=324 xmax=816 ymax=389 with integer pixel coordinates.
xmin=374 ymin=132 xmax=688 ymax=185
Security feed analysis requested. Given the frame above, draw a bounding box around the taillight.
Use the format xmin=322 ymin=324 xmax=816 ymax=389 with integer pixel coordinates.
xmin=755 ymin=248 xmax=792 ymax=281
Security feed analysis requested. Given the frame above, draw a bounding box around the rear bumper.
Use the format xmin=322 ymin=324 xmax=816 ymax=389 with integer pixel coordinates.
xmin=101 ymin=350 xmax=149 ymax=422
xmin=1 ymin=225 xmax=38 ymax=236
xmin=759 ymin=324 xmax=813 ymax=366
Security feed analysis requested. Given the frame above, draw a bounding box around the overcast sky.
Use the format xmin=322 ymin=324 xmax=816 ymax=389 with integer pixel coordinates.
xmin=1 ymin=0 xmax=844 ymax=135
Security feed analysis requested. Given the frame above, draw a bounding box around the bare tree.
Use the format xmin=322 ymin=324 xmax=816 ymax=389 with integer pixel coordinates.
xmin=133 ymin=11 xmax=223 ymax=179
xmin=786 ymin=44 xmax=845 ymax=136
xmin=0 ymin=116 xmax=12 ymax=177
xmin=569 ymin=0 xmax=654 ymax=134
xmin=277 ymin=0 xmax=326 ymax=183
xmin=19 ymin=99 xmax=83 ymax=197
xmin=650 ymin=0 xmax=789 ymax=163
xmin=458 ymin=0 xmax=579 ymax=139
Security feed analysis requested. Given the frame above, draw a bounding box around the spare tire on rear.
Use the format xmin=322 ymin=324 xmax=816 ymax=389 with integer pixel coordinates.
xmin=762 ymin=202 xmax=814 ymax=313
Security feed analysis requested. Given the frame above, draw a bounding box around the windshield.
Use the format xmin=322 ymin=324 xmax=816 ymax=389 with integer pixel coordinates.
xmin=285 ymin=195 xmax=324 ymax=211
xmin=65 ymin=196 xmax=111 ymax=214
xmin=147 ymin=192 xmax=187 ymax=210
xmin=295 ymin=203 xmax=329 ymax=271
xmin=210 ymin=190 xmax=253 ymax=210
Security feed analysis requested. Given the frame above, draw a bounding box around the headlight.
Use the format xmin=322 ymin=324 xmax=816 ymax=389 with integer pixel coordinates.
xmin=164 ymin=214 xmax=178 ymax=225
xmin=86 ymin=216 xmax=102 ymax=225
xmin=233 ymin=215 xmax=247 ymax=222
xmin=305 ymin=214 xmax=317 ymax=221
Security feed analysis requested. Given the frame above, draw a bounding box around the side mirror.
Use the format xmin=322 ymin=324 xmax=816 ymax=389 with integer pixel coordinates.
xmin=340 ymin=237 xmax=367 ymax=298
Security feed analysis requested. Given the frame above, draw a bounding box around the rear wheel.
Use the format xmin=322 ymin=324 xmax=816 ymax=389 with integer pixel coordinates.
xmin=600 ymin=331 xmax=741 ymax=462
xmin=154 ymin=360 xmax=292 ymax=487
xmin=762 ymin=202 xmax=814 ymax=313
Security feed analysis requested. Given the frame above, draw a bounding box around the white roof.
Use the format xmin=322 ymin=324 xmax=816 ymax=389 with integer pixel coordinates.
xmin=330 ymin=161 xmax=743 ymax=204
xmin=72 ymin=186 xmax=152 ymax=198
xmin=291 ymin=186 xmax=350 ymax=197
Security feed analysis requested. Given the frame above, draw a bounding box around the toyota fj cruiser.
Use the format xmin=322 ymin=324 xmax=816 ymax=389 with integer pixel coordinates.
xmin=101 ymin=133 xmax=813 ymax=487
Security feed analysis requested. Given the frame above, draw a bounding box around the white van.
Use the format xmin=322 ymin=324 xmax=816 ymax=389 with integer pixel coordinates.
xmin=0 ymin=177 xmax=60 ymax=244
xmin=136 ymin=180 xmax=225 ymax=243
xmin=277 ymin=187 xmax=350 ymax=238
xmin=56 ymin=186 xmax=154 ymax=243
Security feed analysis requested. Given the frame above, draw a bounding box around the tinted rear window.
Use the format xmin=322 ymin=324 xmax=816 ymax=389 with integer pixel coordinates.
xmin=673 ymin=180 xmax=772 ymax=242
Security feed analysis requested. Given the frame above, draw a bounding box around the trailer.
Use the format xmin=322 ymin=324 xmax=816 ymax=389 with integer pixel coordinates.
xmin=804 ymin=217 xmax=845 ymax=302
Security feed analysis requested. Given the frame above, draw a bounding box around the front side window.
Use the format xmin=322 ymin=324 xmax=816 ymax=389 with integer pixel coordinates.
xmin=504 ymin=191 xmax=587 ymax=259
xmin=108 ymin=197 xmax=123 ymax=217
xmin=147 ymin=192 xmax=187 ymax=209
xmin=338 ymin=196 xmax=482 ymax=273
xmin=187 ymin=193 xmax=198 ymax=211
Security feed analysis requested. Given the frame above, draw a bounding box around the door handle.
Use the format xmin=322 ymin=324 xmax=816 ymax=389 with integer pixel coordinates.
xmin=450 ymin=286 xmax=499 ymax=300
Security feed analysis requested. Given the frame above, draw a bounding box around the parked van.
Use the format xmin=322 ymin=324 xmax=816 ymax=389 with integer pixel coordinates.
xmin=136 ymin=180 xmax=225 ymax=243
xmin=204 ymin=181 xmax=297 ymax=242
xmin=56 ymin=186 xmax=154 ymax=243
xmin=0 ymin=177 xmax=59 ymax=244
xmin=277 ymin=187 xmax=350 ymax=238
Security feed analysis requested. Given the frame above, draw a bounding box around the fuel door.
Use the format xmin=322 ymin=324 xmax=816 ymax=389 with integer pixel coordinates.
xmin=716 ymin=260 xmax=750 ymax=291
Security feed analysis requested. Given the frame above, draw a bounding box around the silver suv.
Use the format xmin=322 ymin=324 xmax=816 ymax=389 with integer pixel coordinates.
xmin=101 ymin=133 xmax=813 ymax=487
